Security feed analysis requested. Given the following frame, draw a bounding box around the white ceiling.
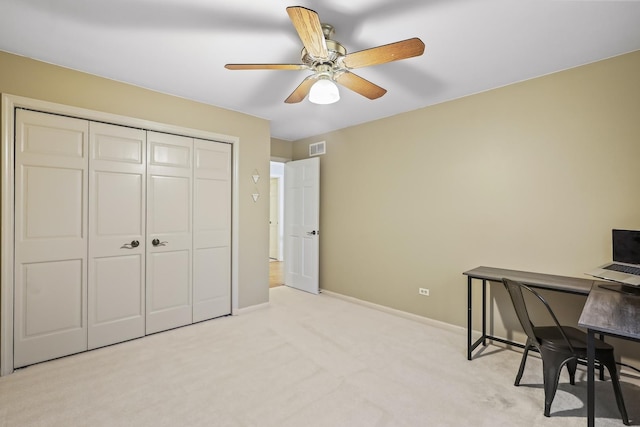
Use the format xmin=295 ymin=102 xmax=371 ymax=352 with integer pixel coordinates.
xmin=2 ymin=0 xmax=640 ymax=141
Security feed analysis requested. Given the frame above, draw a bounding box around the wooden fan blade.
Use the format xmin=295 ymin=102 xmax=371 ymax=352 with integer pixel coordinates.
xmin=285 ymin=76 xmax=317 ymax=104
xmin=286 ymin=6 xmax=328 ymax=59
xmin=225 ymin=64 xmax=307 ymax=70
xmin=342 ymin=38 xmax=425 ymax=69
xmin=335 ymin=72 xmax=387 ymax=100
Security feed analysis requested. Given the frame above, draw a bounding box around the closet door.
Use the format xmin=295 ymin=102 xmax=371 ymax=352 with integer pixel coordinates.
xmin=88 ymin=123 xmax=146 ymax=349
xmin=193 ymin=139 xmax=232 ymax=322
xmin=14 ymin=109 xmax=89 ymax=368
xmin=146 ymin=132 xmax=193 ymax=334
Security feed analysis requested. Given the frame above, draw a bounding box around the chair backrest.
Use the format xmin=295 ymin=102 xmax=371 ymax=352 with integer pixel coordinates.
xmin=501 ymin=278 xmax=574 ymax=351
xmin=502 ymin=278 xmax=539 ymax=343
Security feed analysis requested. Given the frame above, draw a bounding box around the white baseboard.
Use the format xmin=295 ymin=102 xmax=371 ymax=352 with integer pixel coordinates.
xmin=320 ymin=289 xmax=465 ymax=335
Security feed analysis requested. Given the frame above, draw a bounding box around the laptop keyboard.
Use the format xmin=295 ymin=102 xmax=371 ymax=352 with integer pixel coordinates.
xmin=604 ymin=263 xmax=640 ymax=276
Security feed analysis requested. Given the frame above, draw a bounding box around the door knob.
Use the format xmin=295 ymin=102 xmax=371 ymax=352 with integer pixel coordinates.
xmin=121 ymin=240 xmax=140 ymax=249
xmin=306 ymin=230 xmax=318 ymax=236
xmin=152 ymin=238 xmax=167 ymax=247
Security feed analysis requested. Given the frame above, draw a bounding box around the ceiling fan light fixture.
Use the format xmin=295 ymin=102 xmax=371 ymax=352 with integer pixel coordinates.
xmin=309 ymin=78 xmax=340 ymax=104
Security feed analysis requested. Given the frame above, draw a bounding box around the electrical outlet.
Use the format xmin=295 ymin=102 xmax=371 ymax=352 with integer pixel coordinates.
xmin=418 ymin=288 xmax=430 ymax=296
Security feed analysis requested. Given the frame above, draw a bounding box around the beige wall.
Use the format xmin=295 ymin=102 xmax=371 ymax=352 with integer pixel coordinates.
xmin=270 ymin=137 xmax=294 ymax=160
xmin=293 ymin=51 xmax=640 ymax=362
xmin=0 ymin=51 xmax=271 ymax=310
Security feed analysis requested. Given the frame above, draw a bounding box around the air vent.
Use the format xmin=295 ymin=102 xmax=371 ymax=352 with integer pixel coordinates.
xmin=309 ymin=141 xmax=326 ymax=157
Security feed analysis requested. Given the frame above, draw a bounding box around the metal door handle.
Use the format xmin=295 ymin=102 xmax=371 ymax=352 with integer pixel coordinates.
xmin=152 ymin=238 xmax=168 ymax=247
xmin=121 ymin=240 xmax=140 ymax=249
xmin=306 ymin=230 xmax=318 ymax=236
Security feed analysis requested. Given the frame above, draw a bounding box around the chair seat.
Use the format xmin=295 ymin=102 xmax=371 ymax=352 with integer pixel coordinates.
xmin=534 ymin=326 xmax=614 ymax=354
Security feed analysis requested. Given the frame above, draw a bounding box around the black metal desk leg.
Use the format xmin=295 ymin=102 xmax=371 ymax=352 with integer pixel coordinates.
xmin=467 ymin=276 xmax=472 ymax=360
xmin=482 ymin=279 xmax=487 ymax=346
xmin=598 ymin=334 xmax=605 ymax=381
xmin=587 ymin=328 xmax=595 ymax=427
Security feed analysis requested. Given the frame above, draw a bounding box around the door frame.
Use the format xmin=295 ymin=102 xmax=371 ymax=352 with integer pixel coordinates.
xmin=0 ymin=93 xmax=241 ymax=376
xmin=269 ymin=177 xmax=280 ymax=260
xmin=269 ymin=160 xmax=287 ymax=262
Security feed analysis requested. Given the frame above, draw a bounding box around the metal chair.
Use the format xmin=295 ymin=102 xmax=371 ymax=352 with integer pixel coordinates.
xmin=501 ymin=278 xmax=629 ymax=424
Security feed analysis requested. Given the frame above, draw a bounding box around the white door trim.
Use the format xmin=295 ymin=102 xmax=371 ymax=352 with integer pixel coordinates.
xmin=0 ymin=93 xmax=241 ymax=376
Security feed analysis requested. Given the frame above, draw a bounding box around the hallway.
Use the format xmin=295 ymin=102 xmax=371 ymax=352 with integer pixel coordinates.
xmin=269 ymin=260 xmax=283 ymax=288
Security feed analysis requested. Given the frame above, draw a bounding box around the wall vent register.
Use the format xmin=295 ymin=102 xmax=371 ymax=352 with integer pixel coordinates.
xmin=309 ymin=141 xmax=326 ymax=156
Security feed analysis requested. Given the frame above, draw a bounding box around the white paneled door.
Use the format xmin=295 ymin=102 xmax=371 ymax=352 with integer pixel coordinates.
xmin=145 ymin=132 xmax=194 ymax=334
xmin=192 ymin=139 xmax=232 ymax=322
xmin=284 ymin=157 xmax=320 ymax=294
xmin=88 ymin=122 xmax=146 ymax=349
xmin=14 ymin=109 xmax=89 ymax=368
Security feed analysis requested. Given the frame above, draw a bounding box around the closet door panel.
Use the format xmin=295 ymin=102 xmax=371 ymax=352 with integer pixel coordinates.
xmin=19 ymin=166 xmax=85 ymax=259
xmin=147 ymin=250 xmax=191 ymax=332
xmin=14 ymin=109 xmax=89 ymax=368
xmin=193 ymin=140 xmax=231 ymax=322
xmin=146 ymin=132 xmax=193 ymax=334
xmin=193 ymin=247 xmax=230 ymax=321
xmin=20 ymin=261 xmax=84 ymax=336
xmin=88 ymin=123 xmax=146 ymax=349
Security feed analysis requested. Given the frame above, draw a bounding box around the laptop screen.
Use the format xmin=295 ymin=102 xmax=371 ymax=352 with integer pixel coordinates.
xmin=612 ymin=229 xmax=640 ymax=264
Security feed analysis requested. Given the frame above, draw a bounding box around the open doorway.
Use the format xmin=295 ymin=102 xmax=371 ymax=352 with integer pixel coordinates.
xmin=269 ymin=161 xmax=285 ymax=287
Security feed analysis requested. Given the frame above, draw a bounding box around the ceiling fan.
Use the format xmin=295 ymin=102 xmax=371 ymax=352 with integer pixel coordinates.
xmin=224 ymin=6 xmax=425 ymax=104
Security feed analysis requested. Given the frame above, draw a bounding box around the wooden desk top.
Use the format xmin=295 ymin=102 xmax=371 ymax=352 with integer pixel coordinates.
xmin=464 ymin=266 xmax=601 ymax=295
xmin=578 ymin=283 xmax=640 ymax=340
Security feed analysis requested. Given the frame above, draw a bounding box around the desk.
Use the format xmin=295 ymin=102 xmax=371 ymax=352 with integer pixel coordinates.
xmin=464 ymin=266 xmax=598 ymax=360
xmin=579 ymin=283 xmax=640 ymax=427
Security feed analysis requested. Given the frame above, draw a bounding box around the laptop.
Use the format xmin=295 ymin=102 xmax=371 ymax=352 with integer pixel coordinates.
xmin=586 ymin=229 xmax=640 ymax=286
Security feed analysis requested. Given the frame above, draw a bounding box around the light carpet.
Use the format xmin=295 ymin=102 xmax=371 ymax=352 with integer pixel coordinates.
xmin=0 ymin=286 xmax=638 ymax=426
